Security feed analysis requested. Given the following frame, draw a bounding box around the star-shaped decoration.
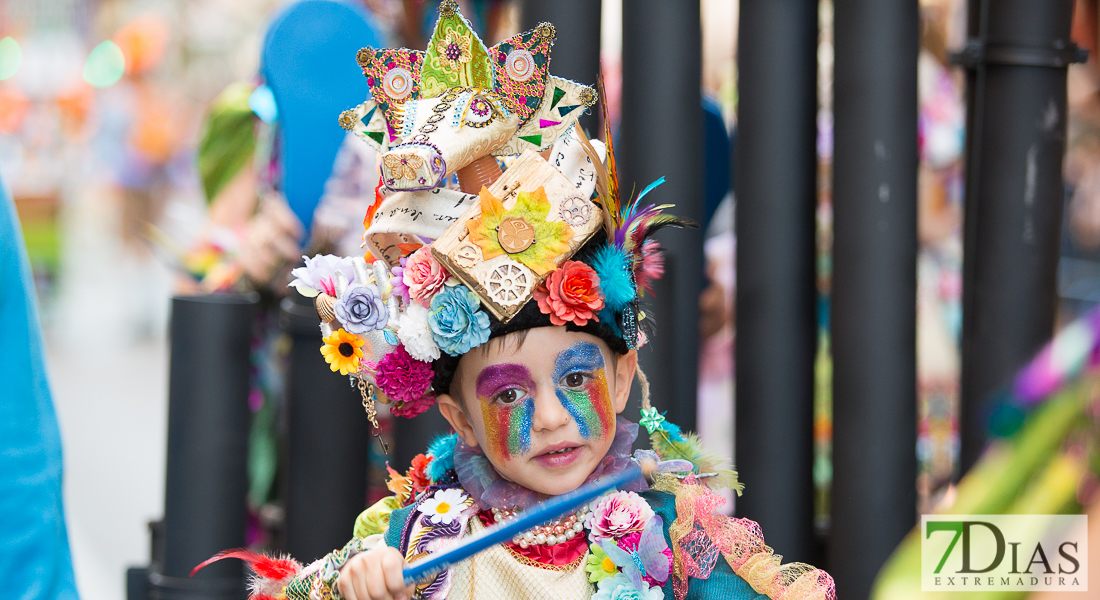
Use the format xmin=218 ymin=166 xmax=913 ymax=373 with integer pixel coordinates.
xmin=639 ymin=407 xmax=667 ymax=435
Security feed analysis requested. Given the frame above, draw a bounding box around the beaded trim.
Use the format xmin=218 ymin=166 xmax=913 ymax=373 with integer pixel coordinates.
xmin=492 ymin=504 xmax=591 ymax=548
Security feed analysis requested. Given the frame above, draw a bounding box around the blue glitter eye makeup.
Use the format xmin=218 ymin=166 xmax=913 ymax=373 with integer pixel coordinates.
xmin=553 ymin=342 xmax=614 ymax=440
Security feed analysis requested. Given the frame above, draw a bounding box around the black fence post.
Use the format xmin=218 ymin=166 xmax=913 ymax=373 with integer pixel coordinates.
xmin=618 ymin=0 xmax=704 ymax=434
xmin=957 ymin=0 xmax=1081 ymax=473
xmin=152 ymin=294 xmax=257 ymax=600
xmin=830 ymin=0 xmax=919 ymax=596
xmin=734 ymin=0 xmax=819 ymax=565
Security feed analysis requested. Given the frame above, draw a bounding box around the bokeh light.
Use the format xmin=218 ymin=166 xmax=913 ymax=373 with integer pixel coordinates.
xmin=82 ymin=40 xmax=125 ymax=87
xmin=0 ymin=36 xmax=22 ymax=80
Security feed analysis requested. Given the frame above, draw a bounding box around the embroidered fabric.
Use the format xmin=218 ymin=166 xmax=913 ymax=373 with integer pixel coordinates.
xmin=656 ymin=475 xmax=836 ymax=600
xmin=453 ymin=416 xmax=648 ymax=510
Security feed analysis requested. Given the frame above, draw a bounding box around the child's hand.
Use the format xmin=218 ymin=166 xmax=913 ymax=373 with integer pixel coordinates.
xmin=338 ymin=546 xmax=417 ymax=600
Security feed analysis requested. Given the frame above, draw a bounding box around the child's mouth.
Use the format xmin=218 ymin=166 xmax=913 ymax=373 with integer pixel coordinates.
xmin=533 ymin=443 xmax=582 ymax=467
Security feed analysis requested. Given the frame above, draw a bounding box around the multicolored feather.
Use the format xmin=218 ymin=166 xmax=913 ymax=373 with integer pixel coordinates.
xmin=190 ymin=549 xmax=302 ymax=600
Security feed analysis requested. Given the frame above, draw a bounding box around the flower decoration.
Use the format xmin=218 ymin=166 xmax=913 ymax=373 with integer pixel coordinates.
xmin=419 ymin=487 xmax=469 ymax=525
xmin=591 ymin=572 xmax=663 ymax=600
xmin=289 ymin=254 xmax=357 ymax=298
xmin=374 ymin=345 xmax=434 ymax=403
xmin=466 ymin=188 xmax=573 ymax=275
xmin=534 ymin=260 xmax=605 ymax=326
xmin=319 ymin=329 xmax=364 ymax=375
xmin=428 ymin=285 xmax=491 ymax=356
xmin=391 ymin=392 xmax=437 ymax=419
xmin=585 ymin=543 xmax=619 ymax=583
xmin=586 ymin=491 xmax=654 ymax=543
xmin=638 ymin=407 xmax=667 ymax=435
xmin=402 ymin=246 xmax=452 ymax=307
xmin=397 ymin=303 xmax=442 ymax=362
xmin=436 ymin=27 xmax=473 ymax=72
xmin=408 ymin=453 xmax=434 ymax=493
xmin=335 ymin=283 xmax=389 ymax=334
xmin=390 ymin=256 xmax=411 ymax=304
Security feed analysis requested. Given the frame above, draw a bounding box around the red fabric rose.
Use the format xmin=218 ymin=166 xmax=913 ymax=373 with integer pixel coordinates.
xmin=408 ymin=453 xmax=433 ymax=493
xmin=533 ymin=260 xmax=605 ymax=326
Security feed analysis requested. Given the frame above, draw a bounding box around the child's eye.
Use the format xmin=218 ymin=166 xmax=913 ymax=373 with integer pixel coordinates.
xmin=495 ymin=388 xmax=527 ymax=404
xmin=561 ymin=372 xmax=590 ymax=388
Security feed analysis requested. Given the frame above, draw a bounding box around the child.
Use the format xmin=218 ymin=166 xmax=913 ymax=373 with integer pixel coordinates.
xmin=201 ymin=3 xmax=835 ymax=599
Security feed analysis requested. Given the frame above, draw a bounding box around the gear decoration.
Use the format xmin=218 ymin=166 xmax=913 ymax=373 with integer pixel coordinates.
xmin=453 ymin=242 xmax=482 ymax=268
xmin=560 ymin=195 xmax=592 ymax=227
xmin=478 ymin=260 xmax=534 ymax=307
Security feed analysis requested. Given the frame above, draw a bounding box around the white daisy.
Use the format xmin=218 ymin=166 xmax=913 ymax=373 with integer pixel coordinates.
xmin=419 ymin=488 xmax=469 ymax=525
xmin=397 ymin=303 xmax=441 ymax=362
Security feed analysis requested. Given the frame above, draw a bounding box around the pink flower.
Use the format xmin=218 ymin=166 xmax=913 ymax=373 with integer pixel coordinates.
xmin=586 ymin=491 xmax=654 ymax=542
xmin=403 ymin=247 xmax=451 ymax=307
xmin=391 ymin=392 xmax=437 ymax=418
xmin=374 ymin=345 xmax=434 ymax=404
xmin=534 ymin=260 xmax=605 ymax=326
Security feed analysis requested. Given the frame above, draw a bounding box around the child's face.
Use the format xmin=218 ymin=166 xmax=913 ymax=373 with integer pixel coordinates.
xmin=437 ymin=327 xmax=636 ymax=497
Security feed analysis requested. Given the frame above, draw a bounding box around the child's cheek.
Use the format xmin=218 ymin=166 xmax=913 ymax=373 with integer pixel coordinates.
xmin=556 ymin=368 xmax=615 ymax=440
xmin=481 ymin=397 xmax=534 ymax=461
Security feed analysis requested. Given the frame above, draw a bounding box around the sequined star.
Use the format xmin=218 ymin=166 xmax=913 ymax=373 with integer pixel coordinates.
xmin=639 ymin=407 xmax=667 ymax=434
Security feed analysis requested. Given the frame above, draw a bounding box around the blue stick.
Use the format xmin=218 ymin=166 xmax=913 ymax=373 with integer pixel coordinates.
xmin=402 ymin=468 xmax=637 ymax=585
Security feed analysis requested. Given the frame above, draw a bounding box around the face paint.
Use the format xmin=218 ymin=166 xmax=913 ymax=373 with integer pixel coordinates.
xmin=476 ymin=363 xmax=535 ymax=460
xmin=553 ymin=342 xmax=615 ymax=440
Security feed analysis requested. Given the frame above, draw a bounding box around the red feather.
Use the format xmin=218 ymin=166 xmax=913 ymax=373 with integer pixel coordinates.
xmin=190 ymin=549 xmax=300 ymax=580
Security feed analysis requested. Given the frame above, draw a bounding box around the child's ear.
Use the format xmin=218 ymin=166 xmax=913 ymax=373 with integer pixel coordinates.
xmin=437 ymin=393 xmax=480 ymax=448
xmin=611 ymin=349 xmax=637 ymax=414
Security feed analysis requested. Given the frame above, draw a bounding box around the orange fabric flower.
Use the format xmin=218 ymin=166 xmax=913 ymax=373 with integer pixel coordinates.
xmin=534 ymin=260 xmax=605 ymax=326
xmin=408 ymin=453 xmax=434 ymax=493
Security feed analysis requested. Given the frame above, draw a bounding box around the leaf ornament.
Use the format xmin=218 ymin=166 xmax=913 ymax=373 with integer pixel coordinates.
xmin=465 ymin=187 xmax=573 ymax=275
xmin=597 ymin=516 xmax=672 ymax=590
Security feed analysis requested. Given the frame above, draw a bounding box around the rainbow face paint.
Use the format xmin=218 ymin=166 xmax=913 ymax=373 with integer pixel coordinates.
xmin=476 ymin=363 xmax=535 ymax=460
xmin=553 ymin=342 xmax=615 ymax=440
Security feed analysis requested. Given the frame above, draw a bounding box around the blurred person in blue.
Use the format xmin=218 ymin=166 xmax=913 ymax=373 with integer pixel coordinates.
xmin=0 ymin=172 xmax=80 ymax=598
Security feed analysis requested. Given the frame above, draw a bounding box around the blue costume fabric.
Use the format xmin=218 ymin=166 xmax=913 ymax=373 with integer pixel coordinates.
xmin=0 ymin=174 xmax=80 ymax=600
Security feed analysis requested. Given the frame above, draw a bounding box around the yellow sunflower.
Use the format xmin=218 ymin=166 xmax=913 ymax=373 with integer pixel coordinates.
xmin=320 ymin=328 xmax=364 ymax=375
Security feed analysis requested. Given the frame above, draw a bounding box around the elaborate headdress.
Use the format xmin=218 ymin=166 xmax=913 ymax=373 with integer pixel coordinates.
xmin=291 ymin=0 xmax=689 ymax=437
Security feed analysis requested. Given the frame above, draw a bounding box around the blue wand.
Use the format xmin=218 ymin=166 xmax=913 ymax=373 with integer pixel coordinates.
xmin=402 ymin=467 xmax=637 ymax=585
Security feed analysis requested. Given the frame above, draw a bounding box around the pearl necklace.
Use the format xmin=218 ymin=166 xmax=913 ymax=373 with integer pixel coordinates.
xmin=491 ymin=505 xmax=591 ymax=548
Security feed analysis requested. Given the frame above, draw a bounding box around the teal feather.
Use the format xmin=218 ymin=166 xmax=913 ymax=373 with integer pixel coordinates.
xmin=426 ymin=433 xmax=458 ymax=482
xmin=591 ymin=245 xmax=635 ymax=312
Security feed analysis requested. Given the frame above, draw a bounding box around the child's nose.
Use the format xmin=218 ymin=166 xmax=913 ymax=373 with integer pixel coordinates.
xmin=530 ymin=385 xmax=572 ymax=433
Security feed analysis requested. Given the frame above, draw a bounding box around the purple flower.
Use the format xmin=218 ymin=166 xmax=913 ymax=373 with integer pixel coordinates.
xmin=335 ymin=283 xmax=388 ymax=334
xmin=390 ymin=256 xmax=411 ymax=304
xmin=289 ymin=254 xmax=356 ymax=297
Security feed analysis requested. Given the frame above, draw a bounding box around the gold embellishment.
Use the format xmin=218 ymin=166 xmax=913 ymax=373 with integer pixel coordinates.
xmin=497 ymin=217 xmax=536 ymax=254
xmin=436 ymin=27 xmax=473 ymax=74
xmin=357 ymin=377 xmax=389 ymax=453
xmin=338 ymin=110 xmax=357 ymax=131
xmin=383 ymin=153 xmax=425 ymax=181
xmin=439 ymin=0 xmax=458 ymax=17
xmin=356 ymin=47 xmax=373 ymax=69
xmin=579 ymin=86 xmax=597 ymax=107
xmin=504 ymin=546 xmax=586 ymax=572
xmin=534 ymin=22 xmax=555 ymax=43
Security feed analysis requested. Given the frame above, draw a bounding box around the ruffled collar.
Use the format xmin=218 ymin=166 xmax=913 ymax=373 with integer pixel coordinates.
xmin=452 ymin=416 xmax=649 ymax=510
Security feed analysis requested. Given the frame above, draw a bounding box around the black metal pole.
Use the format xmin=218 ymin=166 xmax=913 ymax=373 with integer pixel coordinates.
xmin=831 ymin=0 xmax=919 ymax=597
xmin=154 ymin=294 xmax=256 ymax=600
xmin=618 ymin=0 xmax=703 ymax=434
xmin=734 ymin=0 xmax=819 ymax=565
xmin=518 ymin=0 xmax=601 ymax=136
xmin=957 ymin=0 xmax=1080 ymax=473
xmin=281 ymin=291 xmax=372 ymax=562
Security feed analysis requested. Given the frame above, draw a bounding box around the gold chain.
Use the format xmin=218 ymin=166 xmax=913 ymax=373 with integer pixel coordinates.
xmin=357 ymin=376 xmax=390 ymax=454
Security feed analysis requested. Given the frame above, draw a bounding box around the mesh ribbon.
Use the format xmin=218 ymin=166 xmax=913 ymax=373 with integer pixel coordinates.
xmin=658 ymin=475 xmax=836 ymax=600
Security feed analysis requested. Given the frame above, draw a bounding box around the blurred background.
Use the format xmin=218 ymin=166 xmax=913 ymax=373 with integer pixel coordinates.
xmin=4 ymin=0 xmax=1100 ymax=598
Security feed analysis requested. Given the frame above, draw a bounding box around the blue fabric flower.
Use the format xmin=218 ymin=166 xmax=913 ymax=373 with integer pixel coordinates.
xmin=592 ymin=573 xmax=664 ymax=600
xmin=428 ymin=285 xmax=490 ymax=356
xmin=335 ymin=283 xmax=388 ymax=334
